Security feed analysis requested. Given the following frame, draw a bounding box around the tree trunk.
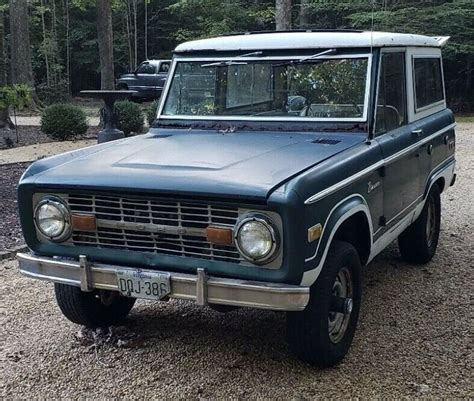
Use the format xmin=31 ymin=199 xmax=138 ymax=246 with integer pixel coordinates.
xmin=9 ymin=0 xmax=35 ymax=86
xmin=133 ymin=0 xmax=137 ymax=68
xmin=144 ymin=0 xmax=148 ymax=60
xmin=299 ymin=0 xmax=311 ymax=28
xmin=466 ymin=54 xmax=473 ymax=93
xmin=64 ymin=0 xmax=71 ymax=92
xmin=275 ymin=0 xmax=292 ymax=31
xmin=125 ymin=1 xmax=133 ymax=71
xmin=96 ymin=0 xmax=115 ymax=90
xmin=40 ymin=0 xmax=51 ymax=87
xmin=0 ymin=10 xmax=11 ymax=129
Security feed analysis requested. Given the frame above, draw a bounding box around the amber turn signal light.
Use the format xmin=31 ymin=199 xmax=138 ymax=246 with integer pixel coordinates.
xmin=71 ymin=214 xmax=96 ymax=231
xmin=206 ymin=226 xmax=233 ymax=246
xmin=308 ymin=223 xmax=322 ymax=243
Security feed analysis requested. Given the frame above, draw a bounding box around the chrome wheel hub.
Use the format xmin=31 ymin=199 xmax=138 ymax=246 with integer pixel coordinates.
xmin=328 ymin=266 xmax=353 ymax=344
xmin=426 ymin=197 xmax=436 ymax=247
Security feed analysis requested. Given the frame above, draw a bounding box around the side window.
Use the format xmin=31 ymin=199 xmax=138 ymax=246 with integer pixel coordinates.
xmin=158 ymin=62 xmax=170 ymax=73
xmin=413 ymin=57 xmax=444 ymax=110
xmin=136 ymin=63 xmax=156 ymax=74
xmin=375 ymin=52 xmax=407 ymax=135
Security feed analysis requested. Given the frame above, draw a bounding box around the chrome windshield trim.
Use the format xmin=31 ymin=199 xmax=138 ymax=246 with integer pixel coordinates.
xmin=157 ymin=54 xmax=373 ymax=123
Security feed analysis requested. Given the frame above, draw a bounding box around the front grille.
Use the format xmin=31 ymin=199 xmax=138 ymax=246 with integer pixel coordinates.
xmin=60 ymin=193 xmax=244 ymax=263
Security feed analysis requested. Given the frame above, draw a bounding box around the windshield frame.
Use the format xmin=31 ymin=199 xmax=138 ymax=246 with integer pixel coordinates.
xmin=157 ymin=53 xmax=373 ymax=123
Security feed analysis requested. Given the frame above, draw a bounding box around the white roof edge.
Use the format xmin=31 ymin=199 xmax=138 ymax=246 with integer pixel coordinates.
xmin=433 ymin=36 xmax=450 ymax=46
xmin=175 ymin=31 xmax=443 ymax=53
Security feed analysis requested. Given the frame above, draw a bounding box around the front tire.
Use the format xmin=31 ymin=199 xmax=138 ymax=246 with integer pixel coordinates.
xmin=398 ymin=184 xmax=441 ymax=264
xmin=287 ymin=240 xmax=362 ymax=367
xmin=54 ymin=284 xmax=136 ymax=328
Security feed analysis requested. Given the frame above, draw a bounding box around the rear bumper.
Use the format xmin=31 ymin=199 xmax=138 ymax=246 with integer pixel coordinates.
xmin=17 ymin=253 xmax=309 ymax=311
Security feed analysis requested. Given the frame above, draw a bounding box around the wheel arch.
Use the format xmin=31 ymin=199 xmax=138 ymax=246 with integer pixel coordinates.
xmin=333 ymin=211 xmax=371 ymax=266
xmin=424 ymin=159 xmax=455 ymax=199
xmin=116 ymin=82 xmax=129 ymax=90
xmin=301 ymin=194 xmax=373 ymax=286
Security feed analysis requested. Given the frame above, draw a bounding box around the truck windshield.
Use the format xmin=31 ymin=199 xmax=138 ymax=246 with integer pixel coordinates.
xmin=161 ymin=57 xmax=370 ymax=121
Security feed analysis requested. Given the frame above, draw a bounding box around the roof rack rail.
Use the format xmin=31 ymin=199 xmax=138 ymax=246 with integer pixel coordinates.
xmin=221 ymin=29 xmax=364 ymax=37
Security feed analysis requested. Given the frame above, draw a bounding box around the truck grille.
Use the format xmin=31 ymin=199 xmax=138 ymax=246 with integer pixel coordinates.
xmin=60 ymin=193 xmax=244 ymax=263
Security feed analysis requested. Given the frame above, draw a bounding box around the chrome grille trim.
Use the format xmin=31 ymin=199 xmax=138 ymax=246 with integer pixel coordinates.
xmin=38 ymin=193 xmax=246 ymax=263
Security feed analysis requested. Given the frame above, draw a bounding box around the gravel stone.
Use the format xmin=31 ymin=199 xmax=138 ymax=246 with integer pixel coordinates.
xmin=0 ymin=123 xmax=472 ymax=398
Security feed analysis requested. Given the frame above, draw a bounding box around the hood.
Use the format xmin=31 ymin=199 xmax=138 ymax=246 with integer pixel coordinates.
xmin=22 ymin=129 xmax=366 ymax=201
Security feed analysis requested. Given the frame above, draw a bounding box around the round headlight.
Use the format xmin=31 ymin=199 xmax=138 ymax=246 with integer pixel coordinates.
xmin=235 ymin=215 xmax=279 ymax=264
xmin=34 ymin=198 xmax=71 ymax=241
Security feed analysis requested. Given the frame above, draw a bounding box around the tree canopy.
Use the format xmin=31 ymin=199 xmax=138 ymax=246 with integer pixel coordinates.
xmin=0 ymin=0 xmax=472 ymax=109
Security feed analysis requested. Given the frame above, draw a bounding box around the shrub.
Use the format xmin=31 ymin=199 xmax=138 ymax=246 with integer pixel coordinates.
xmin=114 ymin=100 xmax=144 ymax=136
xmin=146 ymin=100 xmax=160 ymax=125
xmin=41 ymin=104 xmax=88 ymax=140
xmin=37 ymin=81 xmax=71 ymax=105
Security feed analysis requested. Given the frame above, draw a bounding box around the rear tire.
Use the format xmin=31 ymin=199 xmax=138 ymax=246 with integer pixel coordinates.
xmin=287 ymin=240 xmax=362 ymax=367
xmin=398 ymin=184 xmax=441 ymax=264
xmin=54 ymin=284 xmax=136 ymax=328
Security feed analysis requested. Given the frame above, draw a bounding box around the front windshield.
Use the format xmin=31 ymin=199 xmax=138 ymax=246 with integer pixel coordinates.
xmin=161 ymin=57 xmax=369 ymax=120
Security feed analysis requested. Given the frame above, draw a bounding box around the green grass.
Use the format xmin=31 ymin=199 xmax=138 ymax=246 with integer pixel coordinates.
xmin=455 ymin=114 xmax=474 ymax=123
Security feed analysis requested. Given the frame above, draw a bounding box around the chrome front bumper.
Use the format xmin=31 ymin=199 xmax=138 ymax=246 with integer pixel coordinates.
xmin=17 ymin=253 xmax=309 ymax=311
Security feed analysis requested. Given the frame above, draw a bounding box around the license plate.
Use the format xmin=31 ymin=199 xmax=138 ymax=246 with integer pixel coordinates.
xmin=116 ymin=269 xmax=171 ymax=300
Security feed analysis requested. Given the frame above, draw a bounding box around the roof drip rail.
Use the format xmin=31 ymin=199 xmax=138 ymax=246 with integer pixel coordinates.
xmin=222 ymin=29 xmax=364 ymax=37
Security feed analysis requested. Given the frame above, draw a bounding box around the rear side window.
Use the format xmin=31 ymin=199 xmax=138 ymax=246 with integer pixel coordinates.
xmin=413 ymin=58 xmax=444 ymax=110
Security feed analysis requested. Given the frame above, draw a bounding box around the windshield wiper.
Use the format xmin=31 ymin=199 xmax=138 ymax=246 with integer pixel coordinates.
xmin=201 ymin=51 xmax=263 ymax=67
xmin=273 ymin=48 xmax=337 ymax=67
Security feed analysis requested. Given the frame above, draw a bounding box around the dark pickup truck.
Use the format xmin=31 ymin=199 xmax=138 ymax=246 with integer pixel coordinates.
xmin=116 ymin=59 xmax=171 ymax=100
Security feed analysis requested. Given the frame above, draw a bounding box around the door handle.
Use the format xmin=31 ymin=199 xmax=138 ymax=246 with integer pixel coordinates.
xmin=411 ymin=129 xmax=423 ymax=137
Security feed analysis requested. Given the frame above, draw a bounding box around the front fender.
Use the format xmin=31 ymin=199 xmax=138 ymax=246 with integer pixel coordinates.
xmin=300 ymin=194 xmax=373 ymax=286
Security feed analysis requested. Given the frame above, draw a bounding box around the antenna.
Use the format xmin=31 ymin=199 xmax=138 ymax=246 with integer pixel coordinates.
xmin=367 ymin=0 xmax=376 ymax=143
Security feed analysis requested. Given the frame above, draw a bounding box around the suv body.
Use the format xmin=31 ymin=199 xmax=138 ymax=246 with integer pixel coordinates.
xmin=116 ymin=59 xmax=171 ymax=100
xmin=17 ymin=31 xmax=456 ymax=366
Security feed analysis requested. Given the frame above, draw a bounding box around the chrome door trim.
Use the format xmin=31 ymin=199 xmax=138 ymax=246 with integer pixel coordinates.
xmin=304 ymin=122 xmax=456 ymax=204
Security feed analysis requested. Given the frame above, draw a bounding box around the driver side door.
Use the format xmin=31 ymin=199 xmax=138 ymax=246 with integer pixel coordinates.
xmin=374 ymin=50 xmax=422 ymax=233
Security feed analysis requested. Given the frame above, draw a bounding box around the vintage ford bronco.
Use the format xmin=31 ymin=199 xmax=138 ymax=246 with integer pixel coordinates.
xmin=17 ymin=31 xmax=456 ymax=367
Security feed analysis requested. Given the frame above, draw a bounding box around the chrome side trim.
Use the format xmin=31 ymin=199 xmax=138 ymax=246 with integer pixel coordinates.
xmin=301 ymin=158 xmax=456 ymax=286
xmin=18 ymin=253 xmax=309 ymax=312
xmin=304 ymin=194 xmax=373 ymax=264
xmin=372 ymin=156 xmax=455 ymax=236
xmin=301 ymin=203 xmax=372 ymax=286
xmin=305 ymin=161 xmax=384 ymax=205
xmin=304 ymin=122 xmax=456 ymax=204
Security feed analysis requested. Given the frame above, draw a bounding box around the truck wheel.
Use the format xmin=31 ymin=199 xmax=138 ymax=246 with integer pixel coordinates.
xmin=398 ymin=184 xmax=441 ymax=264
xmin=54 ymin=284 xmax=136 ymax=328
xmin=287 ymin=240 xmax=361 ymax=367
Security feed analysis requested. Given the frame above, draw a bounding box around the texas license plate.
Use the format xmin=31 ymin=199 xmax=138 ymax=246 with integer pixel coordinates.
xmin=116 ymin=269 xmax=171 ymax=300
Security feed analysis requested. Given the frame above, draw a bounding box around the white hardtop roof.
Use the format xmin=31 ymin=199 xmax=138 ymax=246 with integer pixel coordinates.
xmin=175 ymin=31 xmax=448 ymax=53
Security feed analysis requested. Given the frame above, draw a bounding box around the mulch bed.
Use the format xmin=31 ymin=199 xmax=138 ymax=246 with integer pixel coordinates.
xmin=0 ymin=162 xmax=30 ymax=251
xmin=1 ymin=126 xmax=98 ymax=150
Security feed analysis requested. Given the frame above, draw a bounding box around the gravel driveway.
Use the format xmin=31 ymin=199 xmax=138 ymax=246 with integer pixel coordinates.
xmin=1 ymin=124 xmax=473 ymax=398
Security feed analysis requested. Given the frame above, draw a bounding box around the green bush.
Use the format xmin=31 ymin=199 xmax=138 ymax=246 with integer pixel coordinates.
xmin=114 ymin=100 xmax=144 ymax=136
xmin=41 ymin=104 xmax=88 ymax=140
xmin=37 ymin=81 xmax=71 ymax=105
xmin=146 ymin=100 xmax=160 ymax=125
